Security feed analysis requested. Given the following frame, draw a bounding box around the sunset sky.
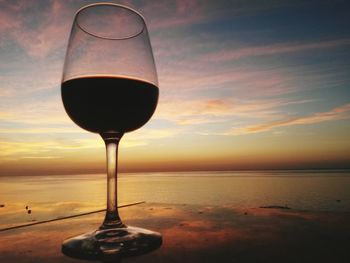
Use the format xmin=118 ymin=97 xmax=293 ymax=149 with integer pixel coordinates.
xmin=0 ymin=0 xmax=350 ymax=176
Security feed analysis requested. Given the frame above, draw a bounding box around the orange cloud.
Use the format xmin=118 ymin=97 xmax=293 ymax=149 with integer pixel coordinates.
xmin=155 ymin=97 xmax=310 ymax=125
xmin=0 ymin=127 xmax=179 ymax=161
xmin=225 ymin=103 xmax=350 ymax=135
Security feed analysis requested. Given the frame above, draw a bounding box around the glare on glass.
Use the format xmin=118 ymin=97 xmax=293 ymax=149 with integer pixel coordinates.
xmin=60 ymin=3 xmax=161 ymax=260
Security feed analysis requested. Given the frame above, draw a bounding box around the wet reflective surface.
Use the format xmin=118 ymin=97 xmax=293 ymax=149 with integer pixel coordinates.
xmin=0 ymin=203 xmax=349 ymax=262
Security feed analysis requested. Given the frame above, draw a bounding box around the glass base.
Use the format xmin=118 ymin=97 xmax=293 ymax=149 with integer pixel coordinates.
xmin=61 ymin=226 xmax=162 ymax=260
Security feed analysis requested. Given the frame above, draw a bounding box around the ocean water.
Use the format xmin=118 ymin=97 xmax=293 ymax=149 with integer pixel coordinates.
xmin=0 ymin=170 xmax=350 ymax=227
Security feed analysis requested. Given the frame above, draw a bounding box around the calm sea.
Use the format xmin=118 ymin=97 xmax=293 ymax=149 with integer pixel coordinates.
xmin=1 ymin=170 xmax=350 ymax=226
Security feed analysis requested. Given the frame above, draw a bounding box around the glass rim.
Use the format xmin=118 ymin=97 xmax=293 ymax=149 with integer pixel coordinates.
xmin=74 ymin=2 xmax=146 ymax=40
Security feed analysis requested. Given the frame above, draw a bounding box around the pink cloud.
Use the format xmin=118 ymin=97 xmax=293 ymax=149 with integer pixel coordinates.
xmin=0 ymin=9 xmax=21 ymax=32
xmin=202 ymin=38 xmax=350 ymax=63
xmin=141 ymin=0 xmax=205 ymax=30
xmin=150 ymin=11 xmax=203 ymax=30
xmin=14 ymin=2 xmax=70 ymax=58
xmin=0 ymin=1 xmax=71 ymax=58
xmin=158 ymin=65 xmax=298 ymax=97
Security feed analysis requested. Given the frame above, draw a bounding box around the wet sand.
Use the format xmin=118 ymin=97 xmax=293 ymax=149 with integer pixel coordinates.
xmin=0 ymin=203 xmax=349 ymax=263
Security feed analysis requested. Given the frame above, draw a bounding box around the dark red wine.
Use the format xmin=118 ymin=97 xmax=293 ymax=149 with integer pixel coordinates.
xmin=61 ymin=76 xmax=158 ymax=133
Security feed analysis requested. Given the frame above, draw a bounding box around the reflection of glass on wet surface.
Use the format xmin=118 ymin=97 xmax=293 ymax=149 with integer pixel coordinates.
xmin=1 ymin=170 xmax=350 ymax=228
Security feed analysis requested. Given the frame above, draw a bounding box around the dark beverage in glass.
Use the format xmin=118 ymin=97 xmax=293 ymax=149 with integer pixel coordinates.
xmin=62 ymin=76 xmax=159 ymax=133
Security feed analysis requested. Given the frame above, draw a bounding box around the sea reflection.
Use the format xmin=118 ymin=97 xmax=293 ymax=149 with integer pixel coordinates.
xmin=1 ymin=171 xmax=350 ymax=229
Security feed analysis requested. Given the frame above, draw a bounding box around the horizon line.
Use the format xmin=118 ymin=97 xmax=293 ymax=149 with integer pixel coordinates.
xmin=1 ymin=167 xmax=350 ymax=177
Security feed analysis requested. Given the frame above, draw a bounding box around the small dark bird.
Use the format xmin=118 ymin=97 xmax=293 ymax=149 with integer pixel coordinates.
xmin=27 ymin=209 xmax=32 ymax=214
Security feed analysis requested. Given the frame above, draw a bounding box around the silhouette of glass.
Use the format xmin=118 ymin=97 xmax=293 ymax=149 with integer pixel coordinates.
xmin=60 ymin=3 xmax=161 ymax=260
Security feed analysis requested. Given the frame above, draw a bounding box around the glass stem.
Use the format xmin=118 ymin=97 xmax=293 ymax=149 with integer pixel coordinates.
xmin=100 ymin=132 xmax=125 ymax=229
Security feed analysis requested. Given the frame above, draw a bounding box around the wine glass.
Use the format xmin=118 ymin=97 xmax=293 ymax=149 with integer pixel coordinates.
xmin=60 ymin=3 xmax=161 ymax=260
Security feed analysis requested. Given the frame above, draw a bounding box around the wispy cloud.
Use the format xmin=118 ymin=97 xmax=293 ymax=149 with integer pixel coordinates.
xmin=138 ymin=0 xmax=205 ymax=30
xmin=129 ymin=128 xmax=180 ymax=140
xmin=22 ymin=156 xmax=62 ymax=160
xmin=158 ymin=64 xmax=300 ymax=97
xmin=0 ymin=138 xmax=101 ymax=160
xmin=0 ymin=9 xmax=21 ymax=32
xmin=224 ymin=103 xmax=350 ymax=135
xmin=0 ymin=127 xmax=80 ymax=134
xmin=0 ymin=127 xmax=179 ymax=160
xmin=0 ymin=95 xmax=69 ymax=125
xmin=0 ymin=1 xmax=70 ymax=58
xmin=142 ymin=0 xmax=319 ymax=32
xmin=156 ymin=97 xmax=312 ymax=125
xmin=201 ymin=38 xmax=350 ymax=63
